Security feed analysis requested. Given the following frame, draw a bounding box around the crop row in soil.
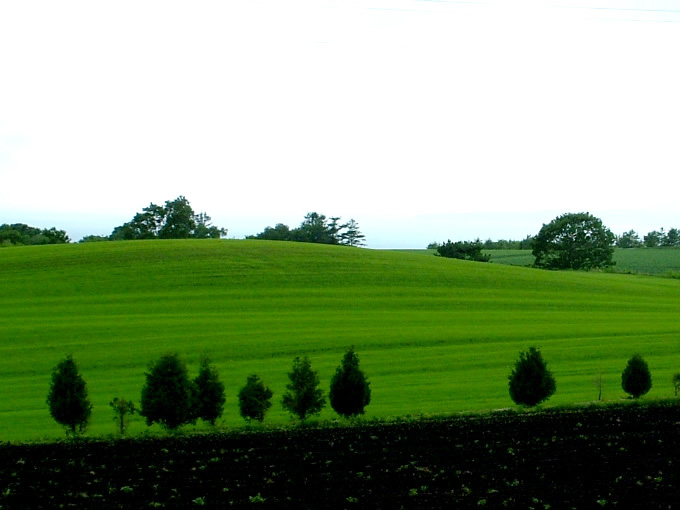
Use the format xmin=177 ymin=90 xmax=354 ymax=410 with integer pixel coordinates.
xmin=1 ymin=402 xmax=679 ymax=509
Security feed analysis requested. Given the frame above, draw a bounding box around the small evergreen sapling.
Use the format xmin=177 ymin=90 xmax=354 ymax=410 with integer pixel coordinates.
xmin=238 ymin=374 xmax=273 ymax=422
xmin=508 ymin=347 xmax=556 ymax=407
xmin=47 ymin=354 xmax=92 ymax=434
xmin=329 ymin=347 xmax=371 ymax=418
xmin=621 ymin=354 xmax=652 ymax=398
xmin=192 ymin=357 xmax=226 ymax=426
xmin=110 ymin=397 xmax=136 ymax=435
xmin=281 ymin=356 xmax=325 ymax=421
xmin=140 ymin=353 xmax=195 ymax=430
xmin=673 ymin=373 xmax=680 ymax=397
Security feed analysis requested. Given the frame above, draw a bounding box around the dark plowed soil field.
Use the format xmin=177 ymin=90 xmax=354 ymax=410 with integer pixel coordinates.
xmin=1 ymin=403 xmax=679 ymax=509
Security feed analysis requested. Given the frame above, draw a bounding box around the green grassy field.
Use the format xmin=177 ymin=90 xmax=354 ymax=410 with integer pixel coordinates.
xmin=2 ymin=240 xmax=680 ymax=442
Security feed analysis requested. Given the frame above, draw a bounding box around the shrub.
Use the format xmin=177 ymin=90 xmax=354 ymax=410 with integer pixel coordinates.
xmin=192 ymin=357 xmax=226 ymax=426
xmin=238 ymin=374 xmax=273 ymax=422
xmin=329 ymin=347 xmax=371 ymax=417
xmin=508 ymin=347 xmax=556 ymax=407
xmin=110 ymin=397 xmax=136 ymax=435
xmin=282 ymin=356 xmax=325 ymax=421
xmin=621 ymin=354 xmax=652 ymax=398
xmin=140 ymin=354 xmax=195 ymax=430
xmin=46 ymin=355 xmax=92 ymax=434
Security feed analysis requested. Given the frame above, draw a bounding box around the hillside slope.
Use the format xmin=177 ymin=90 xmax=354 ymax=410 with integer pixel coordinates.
xmin=1 ymin=240 xmax=679 ymax=440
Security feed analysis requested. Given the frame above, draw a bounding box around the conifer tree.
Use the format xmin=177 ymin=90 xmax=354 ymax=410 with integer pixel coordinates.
xmin=47 ymin=355 xmax=92 ymax=434
xmin=140 ymin=354 xmax=195 ymax=430
xmin=282 ymin=356 xmax=325 ymax=421
xmin=238 ymin=374 xmax=274 ymax=422
xmin=329 ymin=347 xmax=371 ymax=417
xmin=508 ymin=347 xmax=556 ymax=407
xmin=621 ymin=354 xmax=652 ymax=398
xmin=192 ymin=357 xmax=226 ymax=426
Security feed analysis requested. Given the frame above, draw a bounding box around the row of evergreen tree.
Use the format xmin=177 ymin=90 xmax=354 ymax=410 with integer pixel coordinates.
xmin=508 ymin=348 xmax=677 ymax=406
xmin=46 ymin=347 xmax=370 ymax=435
xmin=47 ymin=347 xmax=679 ymax=436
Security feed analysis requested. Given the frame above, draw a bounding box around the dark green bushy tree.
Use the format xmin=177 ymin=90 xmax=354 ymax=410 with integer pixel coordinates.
xmin=508 ymin=347 xmax=556 ymax=407
xmin=47 ymin=355 xmax=92 ymax=434
xmin=192 ymin=358 xmax=226 ymax=426
xmin=329 ymin=347 xmax=371 ymax=417
xmin=436 ymin=240 xmax=490 ymax=262
xmin=532 ymin=212 xmax=615 ymax=270
xmin=282 ymin=356 xmax=325 ymax=421
xmin=621 ymin=354 xmax=652 ymax=398
xmin=238 ymin=374 xmax=274 ymax=422
xmin=140 ymin=354 xmax=195 ymax=430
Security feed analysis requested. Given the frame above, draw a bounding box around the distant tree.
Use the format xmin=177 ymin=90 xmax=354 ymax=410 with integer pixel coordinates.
xmin=436 ymin=240 xmax=490 ymax=262
xmin=282 ymin=356 xmax=325 ymax=421
xmin=338 ymin=219 xmax=366 ymax=247
xmin=616 ymin=230 xmax=642 ymax=248
xmin=192 ymin=357 xmax=226 ymax=426
xmin=140 ymin=354 xmax=195 ymax=430
xmin=0 ymin=223 xmax=70 ymax=246
xmin=426 ymin=241 xmax=441 ymax=250
xmin=532 ymin=212 xmax=615 ymax=270
xmin=158 ymin=196 xmax=196 ymax=239
xmin=621 ymin=354 xmax=652 ymax=399
xmin=249 ymin=213 xmax=366 ymax=246
xmin=508 ymin=347 xmax=556 ymax=407
xmin=248 ymin=223 xmax=293 ymax=241
xmin=644 ymin=230 xmax=665 ymax=248
xmin=110 ymin=397 xmax=136 ymax=435
xmin=662 ymin=228 xmax=680 ymax=247
xmin=193 ymin=212 xmax=227 ymax=239
xmin=78 ymin=235 xmax=110 ymax=243
xmin=110 ymin=197 xmax=226 ymax=240
xmin=47 ymin=355 xmax=92 ymax=434
xmin=292 ymin=212 xmax=338 ymax=244
xmin=238 ymin=374 xmax=274 ymax=422
xmin=329 ymin=347 xmax=371 ymax=417
xmin=673 ymin=373 xmax=680 ymax=397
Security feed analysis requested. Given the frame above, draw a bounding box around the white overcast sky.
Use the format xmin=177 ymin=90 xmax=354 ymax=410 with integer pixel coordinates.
xmin=1 ymin=0 xmax=679 ymax=248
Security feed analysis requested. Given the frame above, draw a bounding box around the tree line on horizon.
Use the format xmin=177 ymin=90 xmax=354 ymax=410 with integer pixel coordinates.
xmin=2 ymin=201 xmax=678 ymax=251
xmin=431 ymin=212 xmax=680 ymax=270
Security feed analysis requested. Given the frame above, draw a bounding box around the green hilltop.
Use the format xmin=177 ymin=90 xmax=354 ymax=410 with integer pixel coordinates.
xmin=1 ymin=240 xmax=679 ymax=441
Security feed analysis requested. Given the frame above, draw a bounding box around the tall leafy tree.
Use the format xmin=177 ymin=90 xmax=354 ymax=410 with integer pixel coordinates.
xmin=140 ymin=354 xmax=195 ymax=430
xmin=508 ymin=347 xmax=556 ymax=407
xmin=532 ymin=212 xmax=615 ymax=270
xmin=159 ymin=196 xmax=196 ymax=239
xmin=47 ymin=355 xmax=92 ymax=434
xmin=621 ymin=354 xmax=652 ymax=399
xmin=282 ymin=356 xmax=325 ymax=421
xmin=192 ymin=357 xmax=226 ymax=426
xmin=329 ymin=347 xmax=371 ymax=417
xmin=238 ymin=374 xmax=274 ymax=422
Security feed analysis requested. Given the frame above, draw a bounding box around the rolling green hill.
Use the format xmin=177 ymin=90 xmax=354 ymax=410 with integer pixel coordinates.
xmin=2 ymin=240 xmax=680 ymax=441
